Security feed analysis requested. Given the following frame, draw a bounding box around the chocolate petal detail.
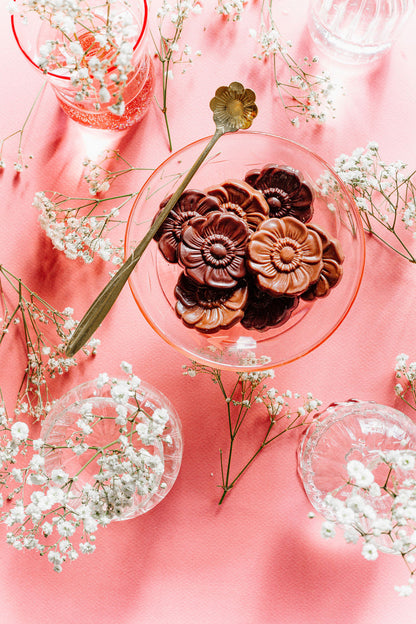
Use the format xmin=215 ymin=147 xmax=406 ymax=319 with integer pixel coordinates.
xmin=281 ymin=216 xmax=309 ymax=244
xmin=204 ymin=265 xmax=237 ymax=288
xmin=300 ymin=230 xmax=323 ymax=264
xmin=179 ymin=304 xmax=206 ymax=325
xmin=158 ymin=231 xmax=180 ymax=263
xmin=291 ymin=182 xmax=313 ymax=207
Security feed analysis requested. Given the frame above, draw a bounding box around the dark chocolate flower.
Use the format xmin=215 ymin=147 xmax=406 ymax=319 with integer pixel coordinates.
xmin=245 ymin=165 xmax=314 ymax=223
xmin=204 ymin=179 xmax=269 ymax=232
xmin=175 ymin=272 xmax=248 ymax=333
xmin=178 ymin=211 xmax=249 ymax=289
xmin=301 ymin=224 xmax=345 ymax=300
xmin=247 ymin=216 xmax=323 ymax=296
xmin=152 ymin=190 xmax=221 ymax=263
xmin=241 ymin=279 xmax=299 ymax=331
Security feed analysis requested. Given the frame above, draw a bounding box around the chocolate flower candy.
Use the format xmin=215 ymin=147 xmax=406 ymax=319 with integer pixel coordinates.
xmin=178 ymin=211 xmax=249 ymax=289
xmin=241 ymin=280 xmax=299 ymax=331
xmin=247 ymin=216 xmax=323 ymax=296
xmin=175 ymin=272 xmax=248 ymax=333
xmin=245 ymin=164 xmax=314 ymax=223
xmin=152 ymin=190 xmax=221 ymax=263
xmin=204 ymin=179 xmax=269 ymax=232
xmin=301 ymin=224 xmax=345 ymax=300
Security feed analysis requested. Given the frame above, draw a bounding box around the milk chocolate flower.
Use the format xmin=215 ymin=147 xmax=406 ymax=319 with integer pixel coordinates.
xmin=205 ymin=179 xmax=269 ymax=232
xmin=301 ymin=224 xmax=345 ymax=300
xmin=209 ymin=82 xmax=258 ymax=132
xmin=247 ymin=216 xmax=323 ymax=296
xmin=152 ymin=190 xmax=221 ymax=263
xmin=241 ymin=281 xmax=299 ymax=331
xmin=245 ymin=165 xmax=314 ymax=223
xmin=178 ymin=211 xmax=249 ymax=289
xmin=175 ymin=272 xmax=248 ymax=333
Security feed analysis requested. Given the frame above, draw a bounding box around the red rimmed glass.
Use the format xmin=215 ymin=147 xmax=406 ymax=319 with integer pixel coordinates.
xmin=11 ymin=0 xmax=154 ymax=130
xmin=125 ymin=131 xmax=366 ymax=372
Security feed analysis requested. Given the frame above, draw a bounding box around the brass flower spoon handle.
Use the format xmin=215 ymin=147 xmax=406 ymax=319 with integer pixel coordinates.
xmin=66 ymin=82 xmax=258 ymax=357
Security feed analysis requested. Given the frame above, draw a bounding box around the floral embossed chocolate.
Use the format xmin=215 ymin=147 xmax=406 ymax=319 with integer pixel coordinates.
xmin=152 ymin=159 xmax=345 ymax=335
xmin=178 ymin=210 xmax=249 ymax=289
xmin=241 ymin=278 xmax=299 ymax=331
xmin=204 ymin=179 xmax=269 ymax=232
xmin=174 ymin=272 xmax=248 ymax=333
xmin=301 ymin=224 xmax=345 ymax=300
xmin=245 ymin=164 xmax=314 ymax=223
xmin=153 ymin=190 xmax=221 ymax=263
xmin=247 ymin=216 xmax=323 ymax=296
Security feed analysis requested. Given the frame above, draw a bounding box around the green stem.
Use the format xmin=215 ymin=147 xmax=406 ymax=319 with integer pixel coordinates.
xmin=65 ymin=127 xmax=225 ymax=357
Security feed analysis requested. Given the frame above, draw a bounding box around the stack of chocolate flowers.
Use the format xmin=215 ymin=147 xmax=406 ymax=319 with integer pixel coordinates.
xmin=153 ymin=164 xmax=344 ymax=333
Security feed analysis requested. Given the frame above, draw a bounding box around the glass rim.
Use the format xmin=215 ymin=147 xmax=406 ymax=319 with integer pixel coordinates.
xmin=10 ymin=0 xmax=149 ymax=81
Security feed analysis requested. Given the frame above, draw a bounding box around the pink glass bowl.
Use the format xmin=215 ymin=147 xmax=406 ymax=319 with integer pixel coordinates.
xmin=125 ymin=131 xmax=365 ymax=371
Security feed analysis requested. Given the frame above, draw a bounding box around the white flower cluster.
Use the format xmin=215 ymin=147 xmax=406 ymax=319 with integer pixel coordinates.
xmin=35 ymin=191 xmax=123 ymax=265
xmin=318 ymin=454 xmax=416 ymax=597
xmin=317 ymin=143 xmax=416 ymax=261
xmin=216 ymin=0 xmax=247 ymax=21
xmin=0 ymin=265 xmax=100 ymax=421
xmin=154 ymin=0 xmax=202 ymax=79
xmin=395 ymin=353 xmax=416 ymax=398
xmin=0 ymin=363 xmax=170 ymax=571
xmin=12 ymin=0 xmax=138 ymax=114
xmin=249 ymin=11 xmax=337 ymax=125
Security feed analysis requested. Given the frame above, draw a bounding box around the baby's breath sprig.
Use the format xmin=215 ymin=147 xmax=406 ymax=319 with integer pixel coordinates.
xmin=34 ymin=150 xmax=152 ymax=266
xmin=250 ymin=0 xmax=337 ymax=125
xmin=0 ymin=83 xmax=45 ymax=172
xmin=183 ymin=355 xmax=322 ymax=504
xmin=395 ymin=353 xmax=416 ymax=411
xmin=318 ymin=452 xmax=416 ymax=597
xmin=151 ymin=0 xmax=202 ymax=151
xmin=319 ymin=143 xmax=416 ymax=263
xmin=0 ymin=364 xmax=172 ymax=571
xmin=0 ymin=265 xmax=98 ymax=421
xmin=215 ymin=0 xmax=247 ymax=21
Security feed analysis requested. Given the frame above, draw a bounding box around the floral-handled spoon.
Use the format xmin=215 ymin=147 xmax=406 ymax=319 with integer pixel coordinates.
xmin=66 ymin=82 xmax=258 ymax=357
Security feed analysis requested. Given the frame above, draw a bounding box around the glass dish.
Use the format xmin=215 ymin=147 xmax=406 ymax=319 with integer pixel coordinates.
xmin=40 ymin=377 xmax=183 ymax=520
xmin=298 ymin=400 xmax=416 ymax=516
xmin=125 ymin=131 xmax=365 ymax=371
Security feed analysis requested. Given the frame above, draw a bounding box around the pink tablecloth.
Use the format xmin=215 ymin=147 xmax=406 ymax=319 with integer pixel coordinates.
xmin=1 ymin=1 xmax=416 ymax=622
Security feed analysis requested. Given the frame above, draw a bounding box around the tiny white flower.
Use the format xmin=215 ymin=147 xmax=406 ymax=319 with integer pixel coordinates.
xmin=11 ymin=421 xmax=29 ymax=442
xmin=321 ymin=521 xmax=336 ymax=539
xmin=361 ymin=542 xmax=378 ymax=561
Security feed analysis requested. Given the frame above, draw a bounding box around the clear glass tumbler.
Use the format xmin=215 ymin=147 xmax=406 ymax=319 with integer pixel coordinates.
xmin=11 ymin=0 xmax=155 ymax=130
xmin=40 ymin=376 xmax=183 ymax=521
xmin=308 ymin=0 xmax=415 ymax=63
xmin=297 ymin=400 xmax=416 ymax=534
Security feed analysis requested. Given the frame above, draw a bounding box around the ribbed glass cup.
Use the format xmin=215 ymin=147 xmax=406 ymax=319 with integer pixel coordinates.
xmin=40 ymin=377 xmax=183 ymax=520
xmin=308 ymin=0 xmax=415 ymax=63
xmin=298 ymin=400 xmax=416 ymax=550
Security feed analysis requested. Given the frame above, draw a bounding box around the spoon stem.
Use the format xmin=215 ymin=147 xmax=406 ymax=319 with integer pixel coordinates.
xmin=66 ymin=128 xmax=225 ymax=357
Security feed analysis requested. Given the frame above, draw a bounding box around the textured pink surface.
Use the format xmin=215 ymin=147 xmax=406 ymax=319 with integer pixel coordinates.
xmin=2 ymin=1 xmax=416 ymax=622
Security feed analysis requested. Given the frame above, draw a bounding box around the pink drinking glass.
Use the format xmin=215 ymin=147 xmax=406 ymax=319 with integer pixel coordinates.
xmin=11 ymin=0 xmax=155 ymax=131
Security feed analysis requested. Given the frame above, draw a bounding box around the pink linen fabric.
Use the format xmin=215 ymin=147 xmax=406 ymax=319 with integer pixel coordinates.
xmin=1 ymin=1 xmax=416 ymax=622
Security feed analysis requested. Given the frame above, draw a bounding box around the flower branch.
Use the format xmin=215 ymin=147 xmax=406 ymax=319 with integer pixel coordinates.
xmin=319 ymin=142 xmax=416 ymax=263
xmin=0 ymin=265 xmax=97 ymax=421
xmin=0 ymin=364 xmax=172 ymax=571
xmin=250 ymin=0 xmax=337 ymax=125
xmin=183 ymin=357 xmax=322 ymax=504
xmin=151 ymin=0 xmax=202 ymax=151
xmin=35 ymin=150 xmax=152 ymax=266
